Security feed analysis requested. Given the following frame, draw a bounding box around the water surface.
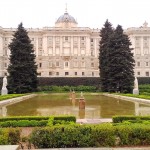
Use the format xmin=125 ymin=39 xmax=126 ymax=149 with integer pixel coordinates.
xmin=1 ymin=94 xmax=150 ymax=118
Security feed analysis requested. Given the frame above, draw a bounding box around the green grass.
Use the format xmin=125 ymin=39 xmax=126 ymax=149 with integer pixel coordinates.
xmin=0 ymin=94 xmax=26 ymax=101
xmin=115 ymin=93 xmax=150 ymax=100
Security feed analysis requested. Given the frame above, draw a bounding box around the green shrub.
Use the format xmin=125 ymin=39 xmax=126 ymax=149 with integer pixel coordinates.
xmin=0 ymin=128 xmax=20 ymax=145
xmin=30 ymin=123 xmax=150 ymax=148
xmin=30 ymin=124 xmax=116 ymax=148
xmin=0 ymin=116 xmax=75 ymax=127
xmin=91 ymin=124 xmax=115 ymax=147
xmin=38 ymin=85 xmax=97 ymax=92
xmin=37 ymin=77 xmax=100 ymax=87
xmin=0 ymin=116 xmax=49 ymax=122
xmin=112 ymin=115 xmax=150 ymax=123
xmin=8 ymin=128 xmax=20 ymax=145
xmin=0 ymin=120 xmax=48 ymax=127
xmin=0 ymin=129 xmax=9 ymax=145
xmin=47 ymin=116 xmax=76 ymax=126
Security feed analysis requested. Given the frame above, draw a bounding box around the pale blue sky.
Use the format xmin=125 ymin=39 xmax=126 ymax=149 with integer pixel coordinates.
xmin=0 ymin=0 xmax=150 ymax=29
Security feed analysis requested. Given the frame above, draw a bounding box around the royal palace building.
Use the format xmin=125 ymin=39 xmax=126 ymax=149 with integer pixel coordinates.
xmin=0 ymin=10 xmax=150 ymax=77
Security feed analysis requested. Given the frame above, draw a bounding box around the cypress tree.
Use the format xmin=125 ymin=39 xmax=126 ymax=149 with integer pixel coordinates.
xmin=7 ymin=23 xmax=38 ymax=93
xmin=108 ymin=25 xmax=135 ymax=93
xmin=99 ymin=20 xmax=114 ymax=92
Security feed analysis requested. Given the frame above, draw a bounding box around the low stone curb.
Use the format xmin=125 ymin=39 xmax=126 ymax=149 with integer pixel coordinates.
xmin=103 ymin=93 xmax=150 ymax=105
xmin=0 ymin=94 xmax=37 ymax=107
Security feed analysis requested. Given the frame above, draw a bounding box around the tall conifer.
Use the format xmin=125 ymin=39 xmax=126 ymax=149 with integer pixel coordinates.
xmin=7 ymin=23 xmax=38 ymax=93
xmin=108 ymin=25 xmax=135 ymax=93
xmin=99 ymin=20 xmax=114 ymax=92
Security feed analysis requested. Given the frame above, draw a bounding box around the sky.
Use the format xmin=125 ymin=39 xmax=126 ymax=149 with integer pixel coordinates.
xmin=0 ymin=0 xmax=150 ymax=29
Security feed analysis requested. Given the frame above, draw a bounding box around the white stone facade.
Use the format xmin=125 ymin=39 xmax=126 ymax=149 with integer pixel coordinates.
xmin=0 ymin=11 xmax=149 ymax=77
xmin=125 ymin=21 xmax=150 ymax=77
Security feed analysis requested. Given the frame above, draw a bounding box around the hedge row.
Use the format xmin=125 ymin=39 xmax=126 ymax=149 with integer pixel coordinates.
xmin=0 ymin=77 xmax=150 ymax=89
xmin=0 ymin=116 xmax=49 ymax=122
xmin=47 ymin=116 xmax=76 ymax=126
xmin=0 ymin=120 xmax=48 ymax=127
xmin=139 ymin=84 xmax=150 ymax=94
xmin=0 ymin=116 xmax=76 ymax=127
xmin=37 ymin=77 xmax=150 ymax=86
xmin=112 ymin=115 xmax=150 ymax=123
xmin=37 ymin=85 xmax=97 ymax=92
xmin=0 ymin=128 xmax=20 ymax=145
xmin=37 ymin=77 xmax=100 ymax=87
xmin=30 ymin=124 xmax=150 ymax=148
xmin=137 ymin=77 xmax=150 ymax=84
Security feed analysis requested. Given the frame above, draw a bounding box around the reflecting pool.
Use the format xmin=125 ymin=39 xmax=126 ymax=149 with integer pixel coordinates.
xmin=1 ymin=93 xmax=150 ymax=118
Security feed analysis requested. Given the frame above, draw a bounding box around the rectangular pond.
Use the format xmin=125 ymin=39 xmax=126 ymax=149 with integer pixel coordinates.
xmin=1 ymin=93 xmax=150 ymax=118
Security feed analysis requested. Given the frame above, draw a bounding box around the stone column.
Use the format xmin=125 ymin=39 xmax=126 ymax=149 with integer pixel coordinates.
xmin=141 ymin=36 xmax=144 ymax=56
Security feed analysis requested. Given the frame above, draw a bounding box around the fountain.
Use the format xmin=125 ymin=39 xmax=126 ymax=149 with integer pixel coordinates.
xmin=79 ymin=92 xmax=85 ymax=109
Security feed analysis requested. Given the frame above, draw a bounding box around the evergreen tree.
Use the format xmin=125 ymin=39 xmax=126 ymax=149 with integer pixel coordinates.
xmin=7 ymin=23 xmax=38 ymax=93
xmin=99 ymin=20 xmax=114 ymax=92
xmin=108 ymin=25 xmax=135 ymax=93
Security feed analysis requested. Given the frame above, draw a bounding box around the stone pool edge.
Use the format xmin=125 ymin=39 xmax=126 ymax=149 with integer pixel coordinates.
xmin=103 ymin=93 xmax=150 ymax=105
xmin=0 ymin=94 xmax=37 ymax=107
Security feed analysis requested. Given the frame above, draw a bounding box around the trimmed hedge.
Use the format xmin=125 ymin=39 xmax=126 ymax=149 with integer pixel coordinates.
xmin=0 ymin=116 xmax=76 ymax=127
xmin=0 ymin=120 xmax=48 ymax=127
xmin=0 ymin=77 xmax=150 ymax=89
xmin=139 ymin=84 xmax=150 ymax=94
xmin=37 ymin=77 xmax=100 ymax=87
xmin=113 ymin=115 xmax=150 ymax=123
xmin=38 ymin=85 xmax=97 ymax=92
xmin=47 ymin=116 xmax=76 ymax=126
xmin=137 ymin=77 xmax=150 ymax=84
xmin=30 ymin=123 xmax=150 ymax=148
xmin=30 ymin=124 xmax=115 ymax=148
xmin=0 ymin=116 xmax=49 ymax=122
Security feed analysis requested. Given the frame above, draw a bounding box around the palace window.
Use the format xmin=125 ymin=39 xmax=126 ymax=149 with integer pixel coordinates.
xmin=137 ymin=72 xmax=140 ymax=76
xmin=65 ymin=62 xmax=69 ymax=67
xmin=56 ymin=72 xmax=59 ymax=76
xmin=65 ymin=72 xmax=69 ymax=76
xmin=65 ymin=36 xmax=68 ymax=41
xmin=81 ymin=62 xmax=85 ymax=67
xmin=146 ymin=72 xmax=149 ymax=77
xmin=91 ymin=39 xmax=93 ymax=42
xmin=56 ymin=37 xmax=60 ymax=41
xmin=137 ymin=62 xmax=140 ymax=66
xmin=39 ymin=63 xmax=42 ymax=68
xmin=49 ymin=62 xmax=52 ymax=67
xmin=92 ymin=72 xmax=94 ymax=77
xmin=91 ymin=62 xmax=94 ymax=67
xmin=4 ymin=63 xmax=7 ymax=68
xmin=49 ymin=72 xmax=52 ymax=76
xmin=75 ymin=72 xmax=77 ymax=76
xmin=74 ymin=62 xmax=78 ymax=67
xmin=56 ymin=61 xmax=59 ymax=67
xmin=82 ymin=72 xmax=85 ymax=76
xmin=146 ymin=62 xmax=149 ymax=66
xmin=81 ymin=37 xmax=85 ymax=40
